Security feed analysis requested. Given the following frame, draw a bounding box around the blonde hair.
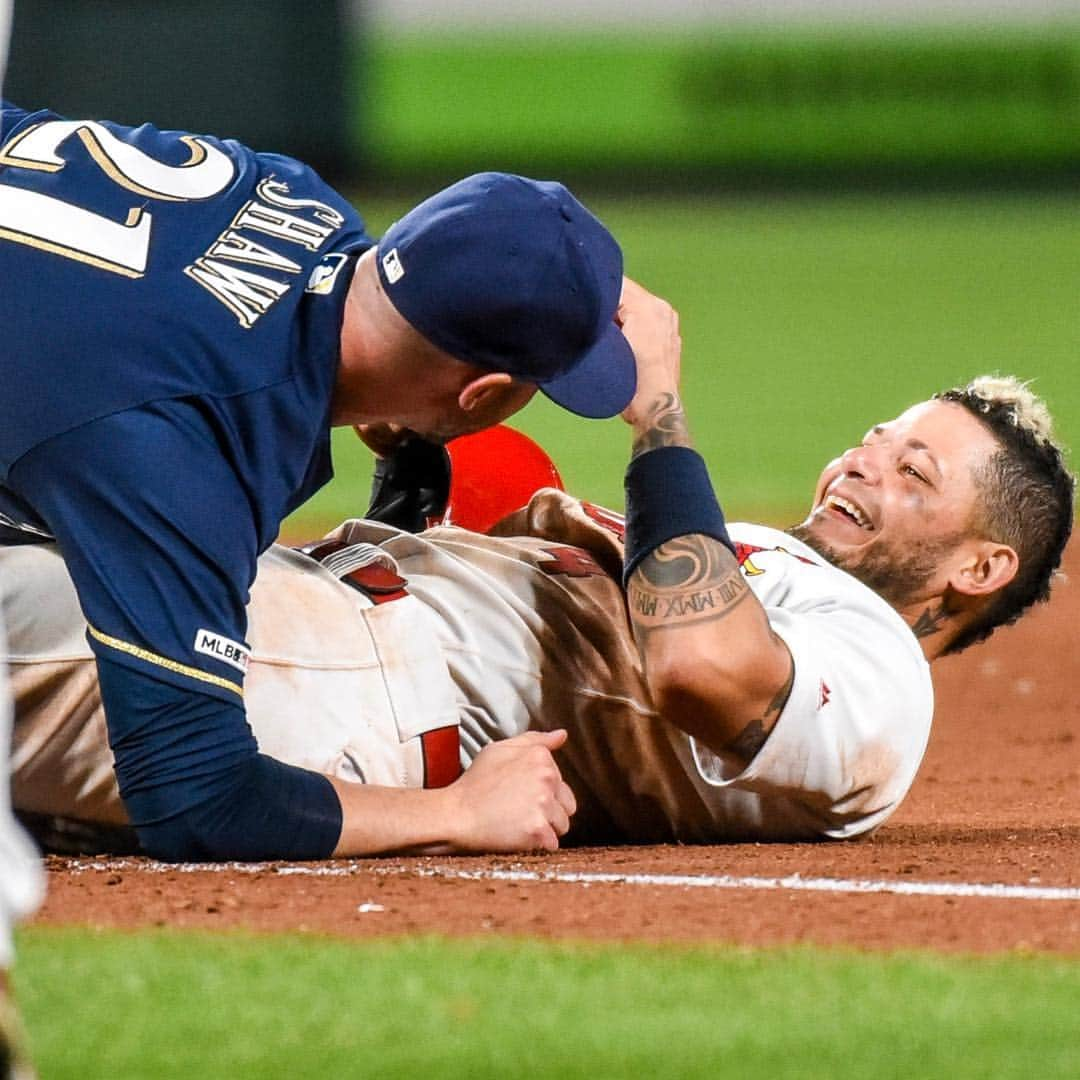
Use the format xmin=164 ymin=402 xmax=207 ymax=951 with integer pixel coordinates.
xmin=935 ymin=375 xmax=1073 ymax=653
xmin=963 ymin=375 xmax=1055 ymax=446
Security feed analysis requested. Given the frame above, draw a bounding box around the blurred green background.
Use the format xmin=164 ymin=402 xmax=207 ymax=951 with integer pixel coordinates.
xmin=312 ymin=8 xmax=1080 ymax=531
xmin=363 ymin=27 xmax=1080 ymax=186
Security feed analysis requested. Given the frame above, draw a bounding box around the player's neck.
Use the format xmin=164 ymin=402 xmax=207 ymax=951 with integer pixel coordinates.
xmin=333 ymin=284 xmax=409 ymax=426
xmin=331 ymin=335 xmax=374 ymax=426
xmin=895 ymin=596 xmax=960 ymax=662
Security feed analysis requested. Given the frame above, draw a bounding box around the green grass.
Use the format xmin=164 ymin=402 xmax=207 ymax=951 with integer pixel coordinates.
xmin=13 ymin=927 xmax=1080 ymax=1078
xmin=289 ymin=193 xmax=1080 ymax=535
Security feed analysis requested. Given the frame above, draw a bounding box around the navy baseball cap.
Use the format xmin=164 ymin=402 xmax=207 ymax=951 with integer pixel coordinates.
xmin=375 ymin=172 xmax=636 ymax=419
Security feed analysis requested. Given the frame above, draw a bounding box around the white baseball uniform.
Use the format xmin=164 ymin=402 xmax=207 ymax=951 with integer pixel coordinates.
xmin=5 ymin=489 xmax=933 ymax=851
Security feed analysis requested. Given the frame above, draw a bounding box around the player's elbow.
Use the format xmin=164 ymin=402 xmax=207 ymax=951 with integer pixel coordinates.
xmin=134 ymin=812 xmax=210 ymax=863
xmin=646 ymin=637 xmax=761 ymax=709
xmin=647 ymin=636 xmax=792 ymax=749
xmin=125 ymin=758 xmax=261 ymax=862
xmin=128 ymin=755 xmax=342 ymax=863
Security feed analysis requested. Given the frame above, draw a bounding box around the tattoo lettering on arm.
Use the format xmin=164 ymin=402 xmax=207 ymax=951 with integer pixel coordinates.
xmin=631 ymin=391 xmax=692 ymax=459
xmin=727 ymin=660 xmax=795 ymax=763
xmin=629 ymin=534 xmax=750 ymax=636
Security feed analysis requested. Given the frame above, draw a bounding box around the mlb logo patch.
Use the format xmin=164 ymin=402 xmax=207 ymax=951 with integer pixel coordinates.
xmin=194 ymin=628 xmax=251 ymax=675
xmin=381 ymin=247 xmax=405 ymax=284
xmin=305 ymin=252 xmax=349 ymax=295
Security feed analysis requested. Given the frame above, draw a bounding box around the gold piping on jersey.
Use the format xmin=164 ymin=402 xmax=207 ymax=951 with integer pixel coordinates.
xmin=87 ymin=624 xmax=244 ymax=698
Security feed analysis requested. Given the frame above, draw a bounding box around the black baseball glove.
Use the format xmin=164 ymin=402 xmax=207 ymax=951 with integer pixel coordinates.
xmin=364 ymin=436 xmax=451 ymax=533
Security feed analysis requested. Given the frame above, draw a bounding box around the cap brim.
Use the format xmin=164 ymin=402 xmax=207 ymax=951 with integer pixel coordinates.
xmin=538 ymin=323 xmax=637 ymax=419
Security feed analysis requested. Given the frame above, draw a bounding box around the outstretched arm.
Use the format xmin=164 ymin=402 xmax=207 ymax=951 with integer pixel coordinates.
xmin=618 ymin=282 xmax=794 ymax=763
xmin=94 ymin=660 xmax=574 ymax=861
xmin=15 ymin=406 xmax=574 ymax=863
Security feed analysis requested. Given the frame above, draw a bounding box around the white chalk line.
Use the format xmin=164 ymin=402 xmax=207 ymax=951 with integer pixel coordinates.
xmin=396 ymin=866 xmax=1080 ymax=902
xmin=57 ymin=858 xmax=1080 ymax=902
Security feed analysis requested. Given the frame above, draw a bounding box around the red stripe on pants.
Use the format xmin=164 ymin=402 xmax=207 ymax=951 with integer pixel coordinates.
xmin=421 ymin=725 xmax=462 ymax=788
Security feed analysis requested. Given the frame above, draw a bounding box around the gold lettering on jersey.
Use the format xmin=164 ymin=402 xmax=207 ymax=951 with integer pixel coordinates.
xmin=183 ymin=258 xmax=291 ymax=329
xmin=257 ymin=178 xmax=345 ymax=229
xmin=184 ymin=179 xmax=344 ymax=327
xmin=233 ymin=201 xmax=335 ymax=252
xmin=209 ymin=230 xmax=301 ymax=273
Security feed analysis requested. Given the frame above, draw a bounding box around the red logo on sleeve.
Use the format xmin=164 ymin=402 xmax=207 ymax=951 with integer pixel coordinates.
xmin=818 ymin=680 xmax=831 ymax=709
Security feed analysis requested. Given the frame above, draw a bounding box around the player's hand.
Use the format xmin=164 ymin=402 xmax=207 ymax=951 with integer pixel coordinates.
xmin=444 ymin=730 xmax=576 ymax=852
xmin=354 ymin=422 xmax=409 ymax=457
xmin=616 ymin=277 xmax=682 ymax=429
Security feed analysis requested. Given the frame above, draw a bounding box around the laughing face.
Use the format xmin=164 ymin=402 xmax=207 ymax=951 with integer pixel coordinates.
xmin=789 ymin=400 xmax=1003 ymax=609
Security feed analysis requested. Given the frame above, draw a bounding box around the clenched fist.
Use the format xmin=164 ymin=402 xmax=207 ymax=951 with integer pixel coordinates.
xmin=445 ymin=730 xmax=577 ymax=852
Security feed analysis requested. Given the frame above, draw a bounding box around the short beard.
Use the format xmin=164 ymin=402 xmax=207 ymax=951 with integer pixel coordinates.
xmin=787 ymin=523 xmax=965 ymax=609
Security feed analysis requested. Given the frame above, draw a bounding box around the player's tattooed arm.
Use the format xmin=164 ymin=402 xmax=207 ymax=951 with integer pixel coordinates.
xmin=630 ymin=391 xmax=693 ymax=459
xmin=618 ymin=278 xmax=793 ymax=757
xmin=628 ymin=534 xmax=749 ymax=635
xmin=628 ymin=535 xmax=795 ymax=761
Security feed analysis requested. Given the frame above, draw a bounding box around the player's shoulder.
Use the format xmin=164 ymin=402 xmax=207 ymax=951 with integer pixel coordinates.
xmin=0 ymin=100 xmax=236 ymax=176
xmin=729 ymin=521 xmax=920 ymax=643
xmin=0 ymin=100 xmax=360 ymax=225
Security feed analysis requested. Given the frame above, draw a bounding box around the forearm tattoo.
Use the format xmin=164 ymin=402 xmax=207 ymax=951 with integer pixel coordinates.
xmin=629 ymin=534 xmax=749 ymax=636
xmin=631 ymin=392 xmax=693 ymax=459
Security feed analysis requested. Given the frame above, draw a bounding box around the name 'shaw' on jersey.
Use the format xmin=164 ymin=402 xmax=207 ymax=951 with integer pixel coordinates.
xmin=185 ymin=177 xmax=346 ymax=328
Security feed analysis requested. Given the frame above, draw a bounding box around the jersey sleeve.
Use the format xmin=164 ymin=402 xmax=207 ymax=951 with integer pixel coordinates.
xmin=8 ymin=400 xmax=343 ymax=857
xmin=690 ymin=601 xmax=934 ymax=838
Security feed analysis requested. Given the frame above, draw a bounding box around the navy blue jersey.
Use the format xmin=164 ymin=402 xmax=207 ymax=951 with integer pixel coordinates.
xmin=0 ymin=102 xmax=371 ymax=471
xmin=0 ymin=103 xmax=374 ymax=858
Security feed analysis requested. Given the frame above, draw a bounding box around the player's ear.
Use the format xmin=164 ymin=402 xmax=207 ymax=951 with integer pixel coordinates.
xmin=949 ymin=541 xmax=1019 ymax=598
xmin=458 ymin=372 xmax=516 ymax=413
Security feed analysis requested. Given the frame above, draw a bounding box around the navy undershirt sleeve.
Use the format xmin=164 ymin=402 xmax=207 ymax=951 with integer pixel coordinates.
xmin=9 ymin=403 xmax=344 ymax=860
xmin=98 ymin=660 xmax=341 ymax=861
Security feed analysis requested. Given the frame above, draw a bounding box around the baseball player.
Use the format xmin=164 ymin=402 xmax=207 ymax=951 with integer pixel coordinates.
xmin=6 ymin=353 xmax=1072 ymax=851
xmin=0 ymin=9 xmax=45 ymax=1079
xmin=0 ymin=99 xmax=639 ymax=863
